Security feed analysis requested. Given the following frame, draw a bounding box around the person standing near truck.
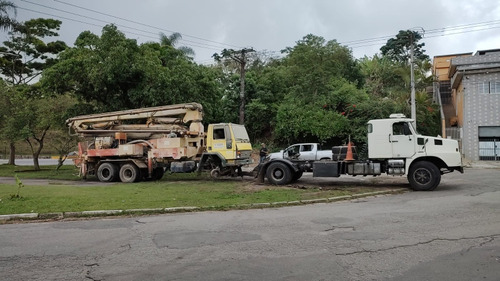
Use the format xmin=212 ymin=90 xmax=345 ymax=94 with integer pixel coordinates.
xmin=259 ymin=143 xmax=268 ymax=163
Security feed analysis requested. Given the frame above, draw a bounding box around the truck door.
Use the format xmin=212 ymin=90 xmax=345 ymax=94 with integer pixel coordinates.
xmin=298 ymin=144 xmax=315 ymax=161
xmin=211 ymin=124 xmax=234 ymax=160
xmin=390 ymin=122 xmax=416 ymax=158
xmin=284 ymin=144 xmax=300 ymax=160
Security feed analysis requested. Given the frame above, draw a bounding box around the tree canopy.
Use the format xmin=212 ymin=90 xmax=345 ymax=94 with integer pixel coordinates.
xmin=0 ymin=18 xmax=67 ymax=85
xmin=380 ymin=30 xmax=429 ymax=64
xmin=0 ymin=0 xmax=16 ymax=31
xmin=0 ymin=21 xmax=442 ymax=163
xmin=42 ymin=24 xmax=223 ymax=123
xmin=0 ymin=17 xmax=67 ymax=167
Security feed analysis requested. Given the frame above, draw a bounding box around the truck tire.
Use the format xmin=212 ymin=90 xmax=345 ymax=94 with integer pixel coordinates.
xmin=97 ymin=163 xmax=119 ymax=182
xmin=119 ymin=163 xmax=140 ymax=183
xmin=266 ymin=162 xmax=292 ymax=185
xmin=152 ymin=167 xmax=165 ymax=181
xmin=408 ymin=161 xmax=441 ymax=191
xmin=210 ymin=168 xmax=221 ymax=178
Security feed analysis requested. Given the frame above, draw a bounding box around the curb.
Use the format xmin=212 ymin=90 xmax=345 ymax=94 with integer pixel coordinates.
xmin=0 ymin=189 xmax=406 ymax=222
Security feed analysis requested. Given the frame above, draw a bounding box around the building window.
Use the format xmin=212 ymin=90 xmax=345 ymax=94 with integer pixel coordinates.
xmin=478 ymin=81 xmax=500 ymax=94
xmin=479 ymin=82 xmax=489 ymax=94
xmin=491 ymin=81 xmax=500 ymax=93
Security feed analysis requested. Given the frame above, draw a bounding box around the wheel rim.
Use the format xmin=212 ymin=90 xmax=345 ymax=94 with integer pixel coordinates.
xmin=123 ymin=168 xmax=133 ymax=180
xmin=102 ymin=169 xmax=110 ymax=178
xmin=210 ymin=169 xmax=220 ymax=178
xmin=414 ymin=168 xmax=431 ymax=185
xmin=272 ymin=168 xmax=284 ymax=180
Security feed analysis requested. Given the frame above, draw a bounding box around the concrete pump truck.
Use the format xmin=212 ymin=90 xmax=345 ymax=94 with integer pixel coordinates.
xmin=66 ymin=103 xmax=253 ymax=183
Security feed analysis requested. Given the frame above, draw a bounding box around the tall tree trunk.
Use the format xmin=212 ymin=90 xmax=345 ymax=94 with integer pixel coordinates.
xmin=27 ymin=126 xmax=50 ymax=171
xmin=56 ymin=155 xmax=65 ymax=171
xmin=32 ymin=140 xmax=43 ymax=171
xmin=8 ymin=141 xmax=15 ymax=165
xmin=33 ymin=155 xmax=40 ymax=171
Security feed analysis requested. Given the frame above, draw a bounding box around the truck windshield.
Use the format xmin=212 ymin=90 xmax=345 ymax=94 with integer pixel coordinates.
xmin=231 ymin=124 xmax=250 ymax=143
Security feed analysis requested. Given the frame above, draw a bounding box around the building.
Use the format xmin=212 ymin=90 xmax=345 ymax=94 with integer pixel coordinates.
xmin=432 ymin=53 xmax=472 ymax=138
xmin=433 ymin=49 xmax=500 ymax=162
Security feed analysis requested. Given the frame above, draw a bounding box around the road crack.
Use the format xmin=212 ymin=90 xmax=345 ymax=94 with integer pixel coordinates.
xmin=336 ymin=234 xmax=500 ymax=256
xmin=84 ymin=262 xmax=100 ymax=281
xmin=324 ymin=226 xmax=356 ymax=232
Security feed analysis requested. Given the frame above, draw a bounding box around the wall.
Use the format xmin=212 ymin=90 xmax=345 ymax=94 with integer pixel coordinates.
xmin=462 ymin=72 xmax=500 ymax=160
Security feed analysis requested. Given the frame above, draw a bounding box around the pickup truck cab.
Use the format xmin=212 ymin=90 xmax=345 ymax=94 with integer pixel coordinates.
xmin=269 ymin=143 xmax=332 ymax=161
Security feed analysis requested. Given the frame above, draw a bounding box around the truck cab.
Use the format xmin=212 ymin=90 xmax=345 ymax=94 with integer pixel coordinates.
xmin=367 ymin=114 xmax=463 ymax=172
xmin=203 ymin=123 xmax=253 ymax=175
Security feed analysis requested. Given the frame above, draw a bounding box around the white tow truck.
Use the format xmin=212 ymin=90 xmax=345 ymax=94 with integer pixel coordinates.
xmin=256 ymin=114 xmax=463 ymax=191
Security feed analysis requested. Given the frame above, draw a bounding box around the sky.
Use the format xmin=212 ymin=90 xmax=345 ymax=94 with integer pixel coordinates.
xmin=9 ymin=0 xmax=500 ymax=64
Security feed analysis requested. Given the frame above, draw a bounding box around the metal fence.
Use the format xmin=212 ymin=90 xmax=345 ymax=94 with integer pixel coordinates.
xmin=479 ymin=138 xmax=499 ymax=161
xmin=440 ymin=81 xmax=452 ymax=105
xmin=445 ymin=127 xmax=461 ymax=140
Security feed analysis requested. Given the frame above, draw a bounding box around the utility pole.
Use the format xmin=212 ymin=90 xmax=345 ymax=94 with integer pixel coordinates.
xmin=235 ymin=48 xmax=255 ymax=124
xmin=410 ymin=35 xmax=416 ymax=129
xmin=220 ymin=48 xmax=255 ymax=125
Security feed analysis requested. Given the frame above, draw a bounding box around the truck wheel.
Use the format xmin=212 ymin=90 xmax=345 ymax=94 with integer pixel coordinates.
xmin=97 ymin=163 xmax=119 ymax=182
xmin=152 ymin=167 xmax=165 ymax=181
xmin=266 ymin=162 xmax=292 ymax=185
xmin=120 ymin=163 xmax=140 ymax=183
xmin=210 ymin=168 xmax=221 ymax=178
xmin=408 ymin=161 xmax=441 ymax=191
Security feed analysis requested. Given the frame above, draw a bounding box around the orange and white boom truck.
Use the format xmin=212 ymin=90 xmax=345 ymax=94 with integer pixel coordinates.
xmin=66 ymin=103 xmax=253 ymax=183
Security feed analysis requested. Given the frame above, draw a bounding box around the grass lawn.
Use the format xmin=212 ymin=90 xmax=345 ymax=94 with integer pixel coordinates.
xmin=0 ymin=164 xmax=391 ymax=215
xmin=0 ymin=164 xmax=79 ymax=180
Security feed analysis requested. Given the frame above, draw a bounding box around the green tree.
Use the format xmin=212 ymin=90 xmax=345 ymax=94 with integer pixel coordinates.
xmin=42 ymin=25 xmax=223 ymax=123
xmin=245 ymin=61 xmax=288 ymax=140
xmin=13 ymin=88 xmax=75 ymax=170
xmin=0 ymin=18 xmax=66 ymax=166
xmin=380 ymin=30 xmax=429 ymax=65
xmin=267 ymin=34 xmax=365 ymax=144
xmin=213 ymin=48 xmax=256 ymax=124
xmin=159 ymin=32 xmax=194 ymax=57
xmin=359 ymin=55 xmax=408 ymax=99
xmin=415 ymin=91 xmax=440 ymax=136
xmin=0 ymin=0 xmax=17 ymax=163
xmin=282 ymin=34 xmax=363 ymax=92
xmin=45 ymin=94 xmax=78 ymax=170
xmin=376 ymin=30 xmax=435 ymax=132
xmin=0 ymin=80 xmax=20 ymax=163
xmin=0 ymin=18 xmax=67 ymax=85
xmin=0 ymin=0 xmax=16 ymax=31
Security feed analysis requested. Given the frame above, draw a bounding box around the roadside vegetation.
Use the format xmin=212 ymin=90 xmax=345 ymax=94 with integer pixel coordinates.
xmin=0 ymin=164 xmax=391 ymax=215
xmin=0 ymin=1 xmax=438 ymax=167
xmin=0 ymin=164 xmax=78 ymax=180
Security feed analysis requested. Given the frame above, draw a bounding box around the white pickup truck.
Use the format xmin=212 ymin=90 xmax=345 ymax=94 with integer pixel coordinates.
xmin=268 ymin=143 xmax=332 ymax=162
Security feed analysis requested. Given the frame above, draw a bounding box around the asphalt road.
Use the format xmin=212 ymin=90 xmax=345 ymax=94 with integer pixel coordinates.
xmin=1 ymin=167 xmax=499 ymax=281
